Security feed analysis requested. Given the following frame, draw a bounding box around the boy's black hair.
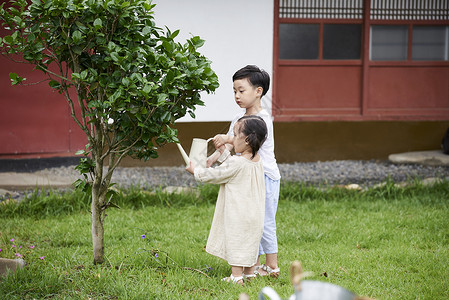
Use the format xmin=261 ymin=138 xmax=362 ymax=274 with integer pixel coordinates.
xmin=232 ymin=65 xmax=270 ymax=97
xmin=236 ymin=115 xmax=267 ymax=159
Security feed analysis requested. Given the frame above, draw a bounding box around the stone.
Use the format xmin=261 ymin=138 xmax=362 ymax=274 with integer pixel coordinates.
xmin=421 ymin=177 xmax=448 ymax=186
xmin=162 ymin=186 xmax=199 ymax=196
xmin=0 ymin=188 xmax=19 ymax=199
xmin=388 ymin=150 xmax=449 ymax=166
xmin=0 ymin=172 xmax=74 ymax=190
xmin=344 ymin=184 xmax=362 ymax=190
xmin=0 ymin=189 xmax=19 ymax=205
xmin=0 ymin=258 xmax=25 ymax=277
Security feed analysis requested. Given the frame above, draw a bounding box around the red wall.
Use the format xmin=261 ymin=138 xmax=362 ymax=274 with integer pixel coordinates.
xmin=276 ymin=65 xmax=362 ymax=117
xmin=0 ymin=38 xmax=86 ymax=157
xmin=367 ymin=66 xmax=449 ymax=114
xmin=275 ymin=63 xmax=449 ymax=121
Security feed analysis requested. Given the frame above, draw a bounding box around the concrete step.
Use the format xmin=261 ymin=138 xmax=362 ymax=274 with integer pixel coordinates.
xmin=388 ymin=150 xmax=449 ymax=166
xmin=0 ymin=258 xmax=25 ymax=277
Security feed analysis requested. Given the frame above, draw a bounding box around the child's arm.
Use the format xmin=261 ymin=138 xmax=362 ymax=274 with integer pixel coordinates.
xmin=194 ymin=157 xmax=239 ymax=185
xmin=206 ymin=150 xmax=222 ymax=168
xmin=206 ymin=134 xmax=234 ymax=167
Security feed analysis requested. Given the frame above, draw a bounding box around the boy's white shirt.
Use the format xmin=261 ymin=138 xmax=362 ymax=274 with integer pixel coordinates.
xmin=227 ymin=109 xmax=281 ymax=181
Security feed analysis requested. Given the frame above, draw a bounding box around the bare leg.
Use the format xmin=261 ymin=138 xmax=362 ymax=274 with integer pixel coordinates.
xmin=255 ymin=253 xmax=279 ymax=276
xmin=225 ymin=266 xmax=243 ymax=285
xmin=231 ymin=266 xmax=244 ymax=277
xmin=243 ymin=266 xmax=255 ymax=276
xmin=266 ymin=253 xmax=278 ymax=270
xmin=256 ymin=255 xmax=262 ymax=266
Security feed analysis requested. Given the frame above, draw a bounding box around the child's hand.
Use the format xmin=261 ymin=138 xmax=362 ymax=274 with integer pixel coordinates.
xmin=213 ymin=134 xmax=229 ymax=149
xmin=185 ymin=161 xmax=195 ymax=174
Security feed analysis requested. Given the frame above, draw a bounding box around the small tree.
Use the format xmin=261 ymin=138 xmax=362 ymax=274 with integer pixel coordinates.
xmin=0 ymin=0 xmax=218 ymax=264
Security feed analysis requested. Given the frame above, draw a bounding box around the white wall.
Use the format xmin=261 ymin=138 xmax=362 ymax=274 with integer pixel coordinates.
xmin=152 ymin=0 xmax=274 ymax=122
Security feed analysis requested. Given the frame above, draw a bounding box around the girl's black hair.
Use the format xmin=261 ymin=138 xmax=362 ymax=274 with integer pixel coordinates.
xmin=236 ymin=115 xmax=267 ymax=159
xmin=232 ymin=65 xmax=270 ymax=97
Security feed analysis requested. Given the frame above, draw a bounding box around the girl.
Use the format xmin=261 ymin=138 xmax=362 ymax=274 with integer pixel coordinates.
xmin=186 ymin=115 xmax=267 ymax=285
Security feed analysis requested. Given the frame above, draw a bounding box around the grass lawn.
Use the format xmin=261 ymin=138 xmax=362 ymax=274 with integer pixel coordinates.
xmin=0 ymin=180 xmax=448 ymax=299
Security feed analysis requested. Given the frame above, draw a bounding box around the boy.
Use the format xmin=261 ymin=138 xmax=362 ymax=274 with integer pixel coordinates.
xmin=208 ymin=65 xmax=281 ymax=277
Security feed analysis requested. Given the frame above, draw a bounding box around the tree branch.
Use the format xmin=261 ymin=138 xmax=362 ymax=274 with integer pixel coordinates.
xmin=36 ymin=63 xmax=72 ymax=83
xmin=16 ymin=78 xmax=50 ymax=86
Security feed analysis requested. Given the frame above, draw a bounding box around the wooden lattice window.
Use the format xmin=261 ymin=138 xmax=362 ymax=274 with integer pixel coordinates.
xmin=370 ymin=0 xmax=449 ymax=20
xmin=369 ymin=1 xmax=449 ymax=61
xmin=279 ymin=0 xmax=363 ymax=19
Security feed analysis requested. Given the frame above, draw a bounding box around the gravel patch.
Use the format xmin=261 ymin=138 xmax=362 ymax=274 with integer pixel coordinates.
xmin=2 ymin=160 xmax=449 ymax=202
xmin=279 ymin=160 xmax=449 ymax=186
xmin=38 ymin=160 xmax=449 ymax=188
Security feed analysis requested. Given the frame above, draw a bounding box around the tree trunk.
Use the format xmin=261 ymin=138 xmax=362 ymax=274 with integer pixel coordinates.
xmin=91 ymin=151 xmax=106 ymax=265
xmin=91 ymin=187 xmax=105 ymax=265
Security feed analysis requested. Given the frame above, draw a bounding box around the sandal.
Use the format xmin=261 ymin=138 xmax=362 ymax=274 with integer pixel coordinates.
xmin=243 ymin=273 xmax=257 ymax=282
xmin=221 ymin=274 xmax=244 ymax=285
xmin=254 ymin=264 xmax=280 ymax=278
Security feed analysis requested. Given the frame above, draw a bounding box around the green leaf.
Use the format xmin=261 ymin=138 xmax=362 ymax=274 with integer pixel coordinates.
xmin=143 ymin=84 xmax=152 ymax=94
xmin=142 ymin=132 xmax=150 ymax=143
xmin=72 ymin=46 xmax=83 ymax=55
xmin=80 ymin=70 xmax=88 ymax=80
xmin=3 ymin=36 xmax=13 ymax=45
xmin=9 ymin=73 xmax=18 ymax=80
xmin=109 ymin=89 xmax=122 ymax=102
xmin=156 ymin=93 xmax=168 ymax=105
xmin=107 ymin=41 xmax=116 ymax=51
xmin=161 ymin=111 xmax=170 ymax=122
xmin=122 ymin=77 xmax=130 ymax=86
xmin=143 ymin=1 xmax=155 ymax=10
xmin=48 ymin=80 xmax=61 ymax=89
xmin=171 ymin=29 xmax=180 ymax=39
xmin=110 ymin=52 xmax=119 ymax=62
xmin=75 ymin=149 xmax=85 ymax=155
xmin=165 ymin=70 xmax=174 ymax=83
xmin=72 ymin=30 xmax=82 ymax=42
xmin=130 ymin=73 xmax=143 ymax=82
xmin=142 ymin=26 xmax=151 ymax=36
xmin=71 ymin=73 xmax=80 ymax=80
xmin=75 ymin=21 xmax=87 ymax=32
xmin=94 ymin=18 xmax=103 ymax=30
xmin=9 ymin=72 xmax=25 ymax=85
xmin=162 ymin=41 xmax=172 ymax=52
xmin=191 ymin=36 xmax=205 ymax=48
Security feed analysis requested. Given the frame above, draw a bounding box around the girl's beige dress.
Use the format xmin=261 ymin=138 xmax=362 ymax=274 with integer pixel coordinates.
xmin=194 ymin=155 xmax=265 ymax=267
